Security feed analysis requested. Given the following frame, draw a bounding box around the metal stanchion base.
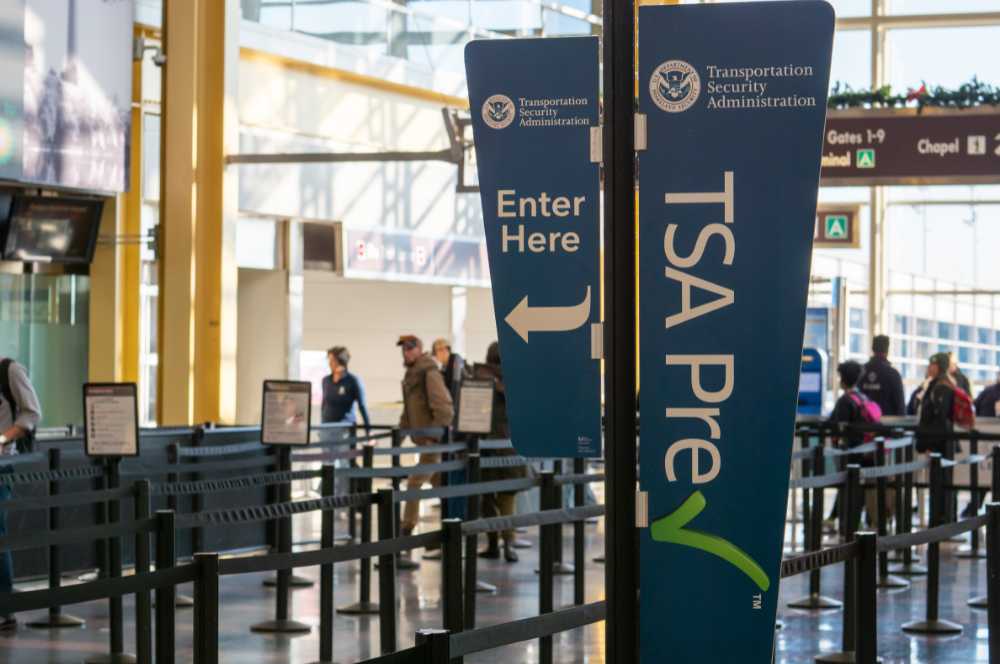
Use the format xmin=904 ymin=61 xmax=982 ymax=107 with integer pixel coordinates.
xmin=249 ymin=619 xmax=313 ymax=634
xmin=84 ymin=653 xmax=138 ymax=664
xmin=968 ymin=595 xmax=988 ymax=609
xmin=957 ymin=547 xmax=987 ymax=560
xmin=787 ymin=594 xmax=843 ymax=610
xmin=512 ymin=538 xmax=532 ymax=549
xmin=25 ymin=613 xmax=85 ymax=628
xmin=337 ymin=601 xmax=380 ymax=615
xmin=476 ymin=580 xmax=498 ymax=594
xmin=901 ymin=618 xmax=963 ymax=635
xmin=888 ymin=562 xmax=928 ymax=576
xmin=876 ymin=574 xmax=910 ymax=590
xmin=263 ymin=575 xmax=315 ymax=588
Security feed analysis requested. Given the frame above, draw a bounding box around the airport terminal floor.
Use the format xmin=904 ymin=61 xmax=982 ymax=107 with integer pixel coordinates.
xmin=0 ymin=506 xmax=996 ymax=664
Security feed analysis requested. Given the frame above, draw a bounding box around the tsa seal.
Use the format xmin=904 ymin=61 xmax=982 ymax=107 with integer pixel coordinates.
xmin=482 ymin=94 xmax=516 ymax=129
xmin=650 ymin=60 xmax=701 ymax=113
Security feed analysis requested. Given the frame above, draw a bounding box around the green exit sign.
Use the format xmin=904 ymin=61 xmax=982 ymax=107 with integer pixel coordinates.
xmin=824 ymin=215 xmax=848 ymax=239
xmin=856 ymin=148 xmax=876 ymax=169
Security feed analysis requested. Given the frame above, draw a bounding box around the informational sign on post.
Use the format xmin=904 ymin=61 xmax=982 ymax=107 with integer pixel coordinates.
xmin=261 ymin=380 xmax=312 ymax=446
xmin=465 ymin=36 xmax=602 ymax=459
xmin=637 ymin=2 xmax=833 ymax=661
xmin=456 ymin=379 xmax=495 ymax=435
xmin=83 ymin=383 xmax=140 ymax=457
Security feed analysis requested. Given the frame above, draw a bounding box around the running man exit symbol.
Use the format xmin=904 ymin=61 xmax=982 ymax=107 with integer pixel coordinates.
xmin=824 ymin=215 xmax=847 ymax=240
xmin=856 ymin=148 xmax=876 ymax=168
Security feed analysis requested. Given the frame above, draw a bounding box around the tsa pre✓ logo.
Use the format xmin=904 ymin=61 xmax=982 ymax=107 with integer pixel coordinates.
xmin=650 ymin=60 xmax=701 ymax=113
xmin=482 ymin=94 xmax=516 ymax=129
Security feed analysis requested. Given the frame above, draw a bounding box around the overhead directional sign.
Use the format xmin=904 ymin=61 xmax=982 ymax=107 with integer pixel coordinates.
xmin=465 ymin=37 xmax=601 ymax=458
xmin=638 ymin=2 xmax=833 ymax=662
xmin=814 ymin=205 xmax=860 ymax=248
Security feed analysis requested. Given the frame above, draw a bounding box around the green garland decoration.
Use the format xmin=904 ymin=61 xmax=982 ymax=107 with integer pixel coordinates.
xmin=827 ymin=78 xmax=1000 ymax=111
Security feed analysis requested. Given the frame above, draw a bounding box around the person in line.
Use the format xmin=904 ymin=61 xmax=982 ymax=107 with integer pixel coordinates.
xmin=916 ymin=353 xmax=962 ymax=521
xmin=0 ymin=357 xmax=43 ymax=632
xmin=961 ymin=372 xmax=1000 ymax=517
xmin=398 ymin=335 xmax=454 ymax=545
xmin=321 ymin=346 xmax=371 ymax=433
xmin=827 ymin=360 xmax=887 ymax=529
xmin=859 ymin=334 xmax=905 ymax=416
xmin=431 ymin=338 xmax=466 ymax=402
xmin=475 ymin=342 xmax=524 ymax=563
xmin=950 ymin=353 xmax=972 ymax=397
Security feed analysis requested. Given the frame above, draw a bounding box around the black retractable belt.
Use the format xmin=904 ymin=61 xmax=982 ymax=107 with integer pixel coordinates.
xmin=415 ymin=628 xmax=452 ymax=664
xmin=25 ymin=447 xmax=86 ymax=629
xmin=970 ymin=447 xmax=1000 ymax=609
xmin=441 ymin=519 xmax=464 ymax=637
xmin=550 ymin=460 xmax=573 ymax=576
xmin=902 ymin=453 xmax=963 ymax=635
xmin=263 ymin=445 xmax=314 ymax=589
xmin=339 ymin=445 xmax=380 ymax=615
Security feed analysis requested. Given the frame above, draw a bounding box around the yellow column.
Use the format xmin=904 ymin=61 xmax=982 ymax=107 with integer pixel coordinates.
xmin=158 ymin=0 xmax=239 ymax=425
xmin=89 ymin=197 xmax=123 ymax=382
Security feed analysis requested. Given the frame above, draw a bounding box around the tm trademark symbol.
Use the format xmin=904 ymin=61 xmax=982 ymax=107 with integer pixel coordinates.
xmin=752 ymin=593 xmax=763 ymax=610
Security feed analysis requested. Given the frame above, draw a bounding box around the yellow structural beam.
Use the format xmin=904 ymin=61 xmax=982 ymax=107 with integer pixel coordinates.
xmin=158 ymin=0 xmax=239 ymax=425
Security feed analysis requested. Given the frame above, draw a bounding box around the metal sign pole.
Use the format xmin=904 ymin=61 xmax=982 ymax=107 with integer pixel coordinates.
xmin=602 ymin=0 xmax=638 ymax=661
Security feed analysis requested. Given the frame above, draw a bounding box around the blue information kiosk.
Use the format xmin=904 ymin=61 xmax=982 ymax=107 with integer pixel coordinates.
xmin=798 ymin=347 xmax=827 ymax=416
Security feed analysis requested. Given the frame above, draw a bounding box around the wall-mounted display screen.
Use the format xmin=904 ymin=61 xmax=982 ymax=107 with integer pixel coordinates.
xmin=2 ymin=195 xmax=102 ymax=264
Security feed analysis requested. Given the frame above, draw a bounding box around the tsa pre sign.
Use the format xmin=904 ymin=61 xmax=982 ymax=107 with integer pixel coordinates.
xmin=637 ymin=2 xmax=833 ymax=662
xmin=465 ymin=37 xmax=600 ymax=458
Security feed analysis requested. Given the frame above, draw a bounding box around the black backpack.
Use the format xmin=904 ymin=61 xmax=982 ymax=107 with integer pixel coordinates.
xmin=0 ymin=358 xmax=35 ymax=454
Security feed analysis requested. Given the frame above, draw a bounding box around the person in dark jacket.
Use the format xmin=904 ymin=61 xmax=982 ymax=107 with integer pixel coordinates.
xmin=975 ymin=374 xmax=1000 ymax=418
xmin=828 ymin=361 xmax=868 ymax=462
xmin=859 ymin=335 xmax=905 ymax=416
xmin=432 ymin=338 xmax=466 ymax=402
xmin=917 ymin=353 xmax=960 ymax=520
xmin=320 ymin=346 xmax=371 ymax=432
xmin=475 ymin=342 xmax=525 ymax=563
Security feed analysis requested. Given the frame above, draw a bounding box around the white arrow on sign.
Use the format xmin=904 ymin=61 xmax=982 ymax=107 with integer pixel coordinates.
xmin=505 ymin=286 xmax=592 ymax=343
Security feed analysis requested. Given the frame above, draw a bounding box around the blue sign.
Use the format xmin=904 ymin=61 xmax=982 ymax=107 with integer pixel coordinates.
xmin=637 ymin=2 xmax=833 ymax=661
xmin=798 ymin=347 xmax=827 ymax=415
xmin=465 ymin=37 xmax=601 ymax=458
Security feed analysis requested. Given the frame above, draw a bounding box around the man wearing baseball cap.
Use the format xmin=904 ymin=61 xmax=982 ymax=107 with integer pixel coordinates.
xmin=396 ymin=335 xmax=454 ymax=545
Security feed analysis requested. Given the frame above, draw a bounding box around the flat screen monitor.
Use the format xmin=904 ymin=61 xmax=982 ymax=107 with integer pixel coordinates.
xmin=2 ymin=196 xmax=103 ymax=264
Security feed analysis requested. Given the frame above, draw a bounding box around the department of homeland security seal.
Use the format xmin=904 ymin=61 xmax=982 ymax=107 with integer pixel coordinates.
xmin=482 ymin=94 xmax=516 ymax=129
xmin=650 ymin=60 xmax=701 ymax=113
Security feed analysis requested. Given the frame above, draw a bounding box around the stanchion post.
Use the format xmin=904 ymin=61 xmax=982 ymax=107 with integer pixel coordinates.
xmin=135 ymin=480 xmax=153 ymax=663
xmin=816 ymin=464 xmax=861 ymax=664
xmin=154 ymin=510 xmax=176 ymax=664
xmin=390 ymin=428 xmax=403 ymax=534
xmin=573 ymin=457 xmax=585 ymax=605
xmin=109 ymin=457 xmax=127 ymax=660
xmin=902 ymin=453 xmax=962 ymax=635
xmin=415 ymin=628 xmax=452 ymax=664
xmin=376 ymin=488 xmax=398 ymax=654
xmin=463 ymin=453 xmax=481 ymax=629
xmin=442 ymin=519 xmax=464 ymax=635
xmin=193 ymin=553 xmax=220 ymax=664
xmin=317 ymin=464 xmax=335 ymax=663
xmin=552 ymin=460 xmax=564 ymax=568
xmin=987 ymin=503 xmax=1000 ymax=664
xmin=191 ymin=428 xmax=205 ymax=555
xmin=875 ymin=439 xmax=907 ymax=590
xmin=855 ymin=532 xmax=878 ymax=664
xmin=539 ymin=470 xmax=555 ymax=664
xmin=27 ymin=447 xmax=85 ymax=628
xmin=338 ymin=448 xmax=379 ymax=615
xmin=790 ymin=442 xmax=843 ymax=611
xmin=969 ymin=433 xmax=982 ymax=556
xmin=800 ymin=431 xmax=813 ymax=553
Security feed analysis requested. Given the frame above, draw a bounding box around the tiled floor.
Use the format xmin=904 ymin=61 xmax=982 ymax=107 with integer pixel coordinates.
xmin=0 ymin=511 xmax=994 ymax=663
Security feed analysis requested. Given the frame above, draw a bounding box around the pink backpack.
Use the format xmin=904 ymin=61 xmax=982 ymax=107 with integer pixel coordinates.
xmin=847 ymin=390 xmax=882 ymax=441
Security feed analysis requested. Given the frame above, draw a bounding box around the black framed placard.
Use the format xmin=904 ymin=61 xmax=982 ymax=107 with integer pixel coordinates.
xmin=82 ymin=383 xmax=140 ymax=457
xmin=456 ymin=379 xmax=495 ymax=435
xmin=261 ymin=380 xmax=312 ymax=446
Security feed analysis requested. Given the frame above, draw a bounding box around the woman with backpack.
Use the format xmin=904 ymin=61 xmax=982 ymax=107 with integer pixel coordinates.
xmin=828 ymin=360 xmax=889 ymax=530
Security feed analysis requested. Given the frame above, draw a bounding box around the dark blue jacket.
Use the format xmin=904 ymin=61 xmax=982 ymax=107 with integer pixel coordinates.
xmin=321 ymin=372 xmax=370 ymax=429
xmin=859 ymin=355 xmax=905 ymax=417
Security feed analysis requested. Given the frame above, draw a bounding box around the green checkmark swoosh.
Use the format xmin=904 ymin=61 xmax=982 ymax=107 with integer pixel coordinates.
xmin=650 ymin=490 xmax=771 ymax=592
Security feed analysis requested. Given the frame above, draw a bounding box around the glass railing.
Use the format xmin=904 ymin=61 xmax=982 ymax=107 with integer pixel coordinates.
xmin=240 ymin=0 xmax=598 ymax=74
